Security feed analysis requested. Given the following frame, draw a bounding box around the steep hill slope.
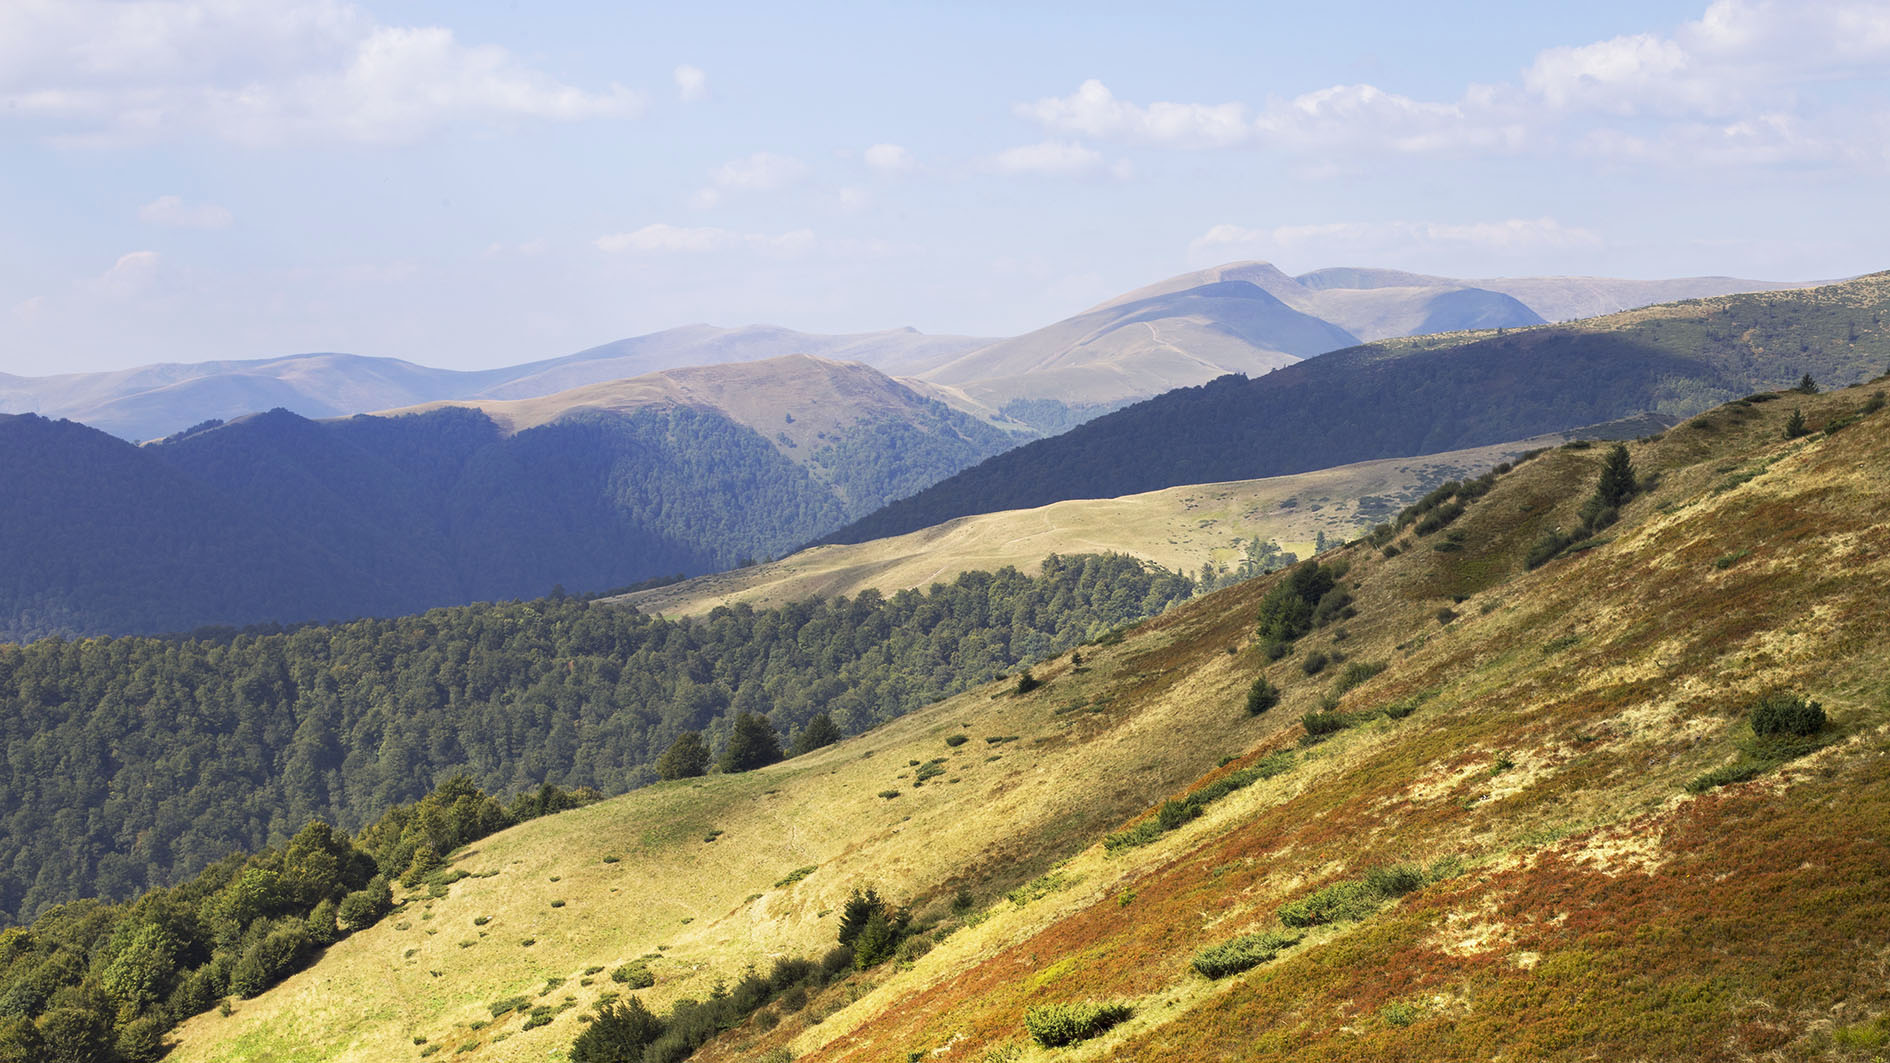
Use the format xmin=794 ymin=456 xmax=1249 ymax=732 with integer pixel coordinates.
xmin=168 ymin=375 xmax=1890 ymax=1062
xmin=828 ymin=272 xmax=1890 ymax=545
xmin=619 ymin=436 xmax=1556 ymax=618
xmin=0 ymin=358 xmax=1016 ymax=640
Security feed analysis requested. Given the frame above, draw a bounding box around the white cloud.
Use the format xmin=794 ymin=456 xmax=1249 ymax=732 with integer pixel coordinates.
xmin=690 ymin=151 xmax=809 ymax=208
xmin=1008 ymin=3 xmax=1890 ymax=173
xmin=138 ymin=195 xmax=233 ymax=229
xmin=1256 ymin=83 xmax=1527 ymax=154
xmin=595 ymin=224 xmax=816 ymax=256
xmin=990 ymin=140 xmax=1106 ymax=176
xmin=95 ymin=250 xmax=163 ymax=296
xmin=673 ymin=64 xmax=707 ymax=102
xmin=1018 ymin=79 xmax=1252 ymax=148
xmin=708 ymin=151 xmax=809 ymax=191
xmin=863 ymin=143 xmax=913 ymax=174
xmin=1191 ymin=218 xmax=1604 ymax=260
xmin=1527 ymin=0 xmax=1890 ymax=117
xmin=0 ymin=0 xmax=643 ymax=146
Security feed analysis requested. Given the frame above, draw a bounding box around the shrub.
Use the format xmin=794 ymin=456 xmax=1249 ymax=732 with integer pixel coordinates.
xmin=1301 ymin=710 xmax=1350 ymax=737
xmin=1749 ymin=691 xmax=1826 ymax=736
xmin=1278 ymin=880 xmax=1381 ymax=928
xmin=1190 ymin=930 xmax=1301 ymax=978
xmin=611 ymin=964 xmax=655 ymax=989
xmin=1023 ymin=1001 xmax=1132 ymax=1047
xmin=1364 ymin=863 xmax=1426 ymax=897
xmin=1014 ymin=670 xmax=1041 ymax=695
xmin=489 ymin=996 xmax=529 ymax=1017
xmin=1301 ymin=651 xmax=1329 ymax=676
xmin=1245 ymin=677 xmax=1280 ymax=715
xmin=945 ymin=734 xmax=968 ymax=747
xmin=1331 ymin=660 xmax=1385 ymax=696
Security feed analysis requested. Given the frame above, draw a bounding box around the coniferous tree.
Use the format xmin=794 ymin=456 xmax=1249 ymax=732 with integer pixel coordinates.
xmin=654 ymin=732 xmax=711 ymax=780
xmin=837 ymin=886 xmax=882 ymax=947
xmin=1797 ymin=373 xmax=1819 ymax=394
xmin=718 ymin=714 xmax=783 ymax=774
xmin=790 ymin=713 xmax=842 ymax=757
xmin=571 ymin=996 xmax=665 ymax=1063
xmin=1784 ymin=408 xmax=1809 ymax=439
xmin=1594 ymin=443 xmax=1637 ymax=509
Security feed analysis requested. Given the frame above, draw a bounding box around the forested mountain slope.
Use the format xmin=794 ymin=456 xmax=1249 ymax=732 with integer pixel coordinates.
xmin=827 ymin=272 xmax=1890 ymax=545
xmin=165 ymin=373 xmax=1890 ymax=1063
xmin=0 ymin=358 xmax=1015 ymax=641
xmin=0 ymin=554 xmax=1189 ymax=926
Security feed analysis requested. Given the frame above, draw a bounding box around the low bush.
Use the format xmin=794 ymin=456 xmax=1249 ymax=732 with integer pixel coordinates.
xmin=1301 ymin=651 xmax=1329 ymax=676
xmin=1749 ymin=691 xmax=1826 ymax=736
xmin=1190 ymin=930 xmax=1301 ymax=978
xmin=1301 ymin=710 xmax=1350 ymax=737
xmin=1245 ymin=676 xmax=1280 ymax=715
xmin=1023 ymin=1001 xmax=1132 ymax=1047
xmin=945 ymin=734 xmax=969 ymax=747
xmin=611 ymin=963 xmax=655 ymax=989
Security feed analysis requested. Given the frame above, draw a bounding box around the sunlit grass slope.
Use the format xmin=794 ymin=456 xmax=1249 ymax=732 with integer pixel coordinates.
xmin=176 ymin=376 xmax=1890 ymax=1063
xmin=618 ymin=438 xmax=1554 ymax=618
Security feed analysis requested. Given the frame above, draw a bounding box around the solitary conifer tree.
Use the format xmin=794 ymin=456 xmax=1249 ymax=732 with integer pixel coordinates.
xmin=1797 ymin=373 xmax=1819 ymax=394
xmin=1784 ymin=407 xmax=1809 ymax=439
xmin=1595 ymin=443 xmax=1638 ymax=509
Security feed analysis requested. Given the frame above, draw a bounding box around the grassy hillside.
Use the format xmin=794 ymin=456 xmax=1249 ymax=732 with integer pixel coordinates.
xmin=826 ymin=272 xmax=1890 ymax=546
xmin=171 ymin=375 xmax=1890 ymax=1061
xmin=619 ymin=437 xmax=1557 ymax=618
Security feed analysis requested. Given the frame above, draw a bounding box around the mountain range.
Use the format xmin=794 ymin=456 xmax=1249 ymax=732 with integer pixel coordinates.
xmin=825 ymin=272 xmax=1890 ymax=546
xmin=0 ymin=356 xmax=1013 ymax=641
xmin=1 ymin=263 xmax=1807 ymax=443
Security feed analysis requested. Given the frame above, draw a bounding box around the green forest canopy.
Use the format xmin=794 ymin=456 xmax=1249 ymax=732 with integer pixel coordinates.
xmin=0 ymin=553 xmax=1193 ymax=927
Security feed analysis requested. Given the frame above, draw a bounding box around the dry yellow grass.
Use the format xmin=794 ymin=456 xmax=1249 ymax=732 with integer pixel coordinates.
xmin=618 ymin=437 xmax=1556 ymax=618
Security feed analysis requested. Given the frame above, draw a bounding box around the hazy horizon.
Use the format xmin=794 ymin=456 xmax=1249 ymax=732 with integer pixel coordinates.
xmin=4 ymin=0 xmax=1886 ymax=375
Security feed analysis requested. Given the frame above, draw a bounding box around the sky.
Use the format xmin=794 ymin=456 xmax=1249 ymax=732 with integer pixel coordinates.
xmin=2 ymin=0 xmax=1888 ymax=376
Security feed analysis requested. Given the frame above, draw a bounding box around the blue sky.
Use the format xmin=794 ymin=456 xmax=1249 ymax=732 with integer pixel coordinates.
xmin=3 ymin=0 xmax=1887 ymax=375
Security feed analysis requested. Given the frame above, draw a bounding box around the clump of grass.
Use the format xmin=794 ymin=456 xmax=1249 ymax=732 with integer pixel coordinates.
xmin=1190 ymin=930 xmax=1302 ymax=978
xmin=1103 ymin=751 xmax=1295 ymax=852
xmin=773 ymin=865 xmax=817 ymax=888
xmin=1008 ymin=869 xmax=1075 ymax=907
xmin=877 ymin=789 xmax=902 ymax=799
xmin=1279 ymin=862 xmax=1431 ymax=928
xmin=1023 ymin=1001 xmax=1132 ymax=1047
